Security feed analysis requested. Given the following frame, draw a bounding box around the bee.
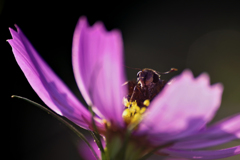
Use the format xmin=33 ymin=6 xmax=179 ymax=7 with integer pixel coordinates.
xmin=123 ymin=68 xmax=177 ymax=108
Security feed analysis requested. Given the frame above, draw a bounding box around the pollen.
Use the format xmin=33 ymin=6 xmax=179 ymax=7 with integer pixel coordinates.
xmin=143 ymin=99 xmax=150 ymax=107
xmin=140 ymin=107 xmax=146 ymax=114
xmin=131 ymin=100 xmax=138 ymax=107
xmin=131 ymin=105 xmax=140 ymax=114
xmin=122 ymin=108 xmax=132 ymax=124
xmin=122 ymin=99 xmax=147 ymax=125
xmin=131 ymin=113 xmax=142 ymax=124
xmin=123 ymin=97 xmax=130 ymax=107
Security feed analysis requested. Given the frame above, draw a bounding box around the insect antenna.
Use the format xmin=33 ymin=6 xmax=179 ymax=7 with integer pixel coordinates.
xmin=157 ymin=68 xmax=178 ymax=75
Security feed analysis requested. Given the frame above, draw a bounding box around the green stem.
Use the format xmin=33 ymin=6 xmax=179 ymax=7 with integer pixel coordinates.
xmin=11 ymin=95 xmax=100 ymax=160
xmin=88 ymin=106 xmax=106 ymax=159
xmin=89 ymin=130 xmax=104 ymax=156
xmin=114 ymin=128 xmax=132 ymax=160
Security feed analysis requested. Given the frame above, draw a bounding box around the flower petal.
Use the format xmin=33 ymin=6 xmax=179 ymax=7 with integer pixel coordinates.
xmin=72 ymin=17 xmax=126 ymax=126
xmin=8 ymin=25 xmax=103 ymax=130
xmin=138 ymin=70 xmax=223 ymax=143
xmin=160 ymin=146 xmax=240 ymax=160
xmin=164 ymin=158 xmax=188 ymax=160
xmin=171 ymin=114 xmax=240 ymax=149
xmin=78 ymin=137 xmax=105 ymax=160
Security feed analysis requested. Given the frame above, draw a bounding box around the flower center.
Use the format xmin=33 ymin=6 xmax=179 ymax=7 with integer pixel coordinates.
xmin=122 ymin=98 xmax=150 ymax=124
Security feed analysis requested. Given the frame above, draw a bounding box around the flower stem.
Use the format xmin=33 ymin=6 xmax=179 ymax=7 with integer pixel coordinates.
xmin=11 ymin=95 xmax=100 ymax=160
xmin=113 ymin=128 xmax=132 ymax=160
xmin=88 ymin=106 xmax=106 ymax=159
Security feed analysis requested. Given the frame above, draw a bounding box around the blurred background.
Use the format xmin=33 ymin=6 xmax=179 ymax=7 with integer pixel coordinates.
xmin=2 ymin=0 xmax=240 ymax=159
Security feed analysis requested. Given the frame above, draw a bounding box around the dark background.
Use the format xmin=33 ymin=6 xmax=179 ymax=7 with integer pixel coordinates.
xmin=2 ymin=0 xmax=240 ymax=159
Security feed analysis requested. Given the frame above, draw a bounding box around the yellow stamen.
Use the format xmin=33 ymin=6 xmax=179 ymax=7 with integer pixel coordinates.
xmin=122 ymin=108 xmax=132 ymax=124
xmin=131 ymin=113 xmax=142 ymax=124
xmin=122 ymin=99 xmax=147 ymax=125
xmin=123 ymin=97 xmax=130 ymax=107
xmin=140 ymin=107 xmax=146 ymax=114
xmin=143 ymin=99 xmax=150 ymax=107
xmin=131 ymin=100 xmax=138 ymax=107
xmin=130 ymin=105 xmax=140 ymax=114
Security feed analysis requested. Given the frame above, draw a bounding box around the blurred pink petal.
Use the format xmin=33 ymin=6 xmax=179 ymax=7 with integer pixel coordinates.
xmin=138 ymin=70 xmax=223 ymax=144
xmin=161 ymin=145 xmax=240 ymax=160
xmin=8 ymin=26 xmax=103 ymax=130
xmin=164 ymin=158 xmax=189 ymax=160
xmin=170 ymin=114 xmax=240 ymax=149
xmin=72 ymin=17 xmax=126 ymax=126
xmin=79 ymin=137 xmax=105 ymax=160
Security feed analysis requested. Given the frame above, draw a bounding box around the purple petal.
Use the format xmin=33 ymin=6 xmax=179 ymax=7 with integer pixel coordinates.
xmin=164 ymin=158 xmax=188 ymax=160
xmin=171 ymin=114 xmax=240 ymax=149
xmin=8 ymin=26 xmax=104 ymax=130
xmin=138 ymin=70 xmax=223 ymax=143
xmin=78 ymin=137 xmax=105 ymax=160
xmin=161 ymin=146 xmax=240 ymax=159
xmin=72 ymin=17 xmax=126 ymax=126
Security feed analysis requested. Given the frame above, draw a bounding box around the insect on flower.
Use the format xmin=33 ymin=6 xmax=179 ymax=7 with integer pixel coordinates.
xmin=8 ymin=16 xmax=240 ymax=160
xmin=122 ymin=68 xmax=177 ymax=124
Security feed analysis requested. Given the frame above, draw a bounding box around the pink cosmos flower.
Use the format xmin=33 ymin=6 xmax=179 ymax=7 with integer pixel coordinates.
xmin=8 ymin=17 xmax=240 ymax=159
